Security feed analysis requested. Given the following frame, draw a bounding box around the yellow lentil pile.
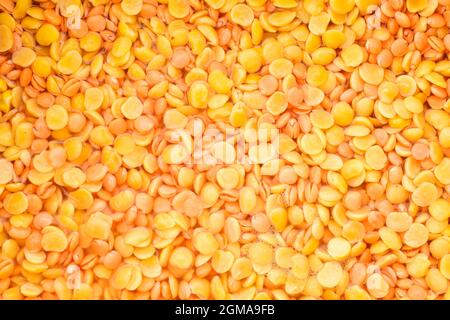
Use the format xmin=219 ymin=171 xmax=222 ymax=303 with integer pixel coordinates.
xmin=0 ymin=0 xmax=449 ymax=301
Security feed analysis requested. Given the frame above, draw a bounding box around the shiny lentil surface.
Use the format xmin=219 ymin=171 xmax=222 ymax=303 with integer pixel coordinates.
xmin=0 ymin=0 xmax=449 ymax=301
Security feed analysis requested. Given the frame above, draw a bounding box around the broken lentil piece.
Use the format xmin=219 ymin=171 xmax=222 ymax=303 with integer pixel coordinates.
xmin=0 ymin=0 xmax=448 ymax=301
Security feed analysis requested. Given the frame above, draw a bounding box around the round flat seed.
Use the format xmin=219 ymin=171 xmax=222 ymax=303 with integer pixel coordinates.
xmin=412 ymin=182 xmax=438 ymax=207
xmin=0 ymin=25 xmax=13 ymax=52
xmin=359 ymin=63 xmax=384 ymax=85
xmin=0 ymin=159 xmax=14 ymax=184
xmin=216 ymin=167 xmax=240 ymax=190
xmin=62 ymin=167 xmax=86 ymax=188
xmin=46 ymin=105 xmax=69 ymax=130
xmin=122 ymin=0 xmax=143 ymax=15
xmin=230 ymin=4 xmax=254 ymax=27
xmin=317 ymin=261 xmax=343 ymax=288
xmin=121 ymin=97 xmax=143 ymax=120
xmin=365 ymin=145 xmax=388 ymax=170
xmin=4 ymin=192 xmax=28 ymax=215
xmin=327 ymin=237 xmax=351 ymax=260
xmin=404 ymin=223 xmax=429 ymax=248
xmin=248 ymin=242 xmax=273 ymax=266
xmin=386 ymin=211 xmax=413 ymax=232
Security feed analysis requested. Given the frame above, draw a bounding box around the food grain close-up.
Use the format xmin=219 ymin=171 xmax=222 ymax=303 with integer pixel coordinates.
xmin=0 ymin=0 xmax=449 ymax=301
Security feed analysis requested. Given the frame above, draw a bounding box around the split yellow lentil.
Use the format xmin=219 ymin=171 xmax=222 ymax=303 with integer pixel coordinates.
xmin=0 ymin=0 xmax=449 ymax=301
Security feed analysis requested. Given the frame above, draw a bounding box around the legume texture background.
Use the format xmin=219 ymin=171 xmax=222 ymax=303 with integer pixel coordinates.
xmin=0 ymin=0 xmax=449 ymax=300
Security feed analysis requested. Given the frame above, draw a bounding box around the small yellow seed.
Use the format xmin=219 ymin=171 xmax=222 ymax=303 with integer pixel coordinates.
xmin=216 ymin=167 xmax=240 ymax=190
xmin=248 ymin=242 xmax=273 ymax=266
xmin=36 ymin=24 xmax=59 ymax=46
xmin=121 ymin=97 xmax=143 ymax=120
xmin=12 ymin=47 xmax=36 ymax=67
xmin=404 ymin=223 xmax=429 ymax=248
xmin=4 ymin=192 xmax=29 ymax=215
xmin=193 ymin=231 xmax=219 ymax=256
xmin=0 ymin=25 xmax=13 ymax=52
xmin=317 ymin=261 xmax=343 ymax=288
xmin=327 ymin=237 xmax=351 ymax=260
